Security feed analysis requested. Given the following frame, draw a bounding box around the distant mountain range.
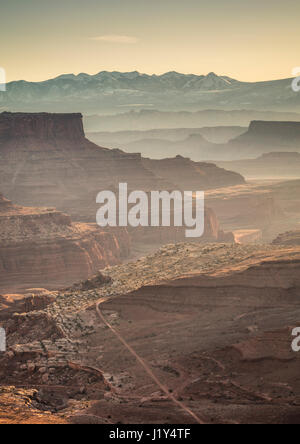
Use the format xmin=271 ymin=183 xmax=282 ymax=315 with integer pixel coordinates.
xmin=0 ymin=71 xmax=299 ymax=114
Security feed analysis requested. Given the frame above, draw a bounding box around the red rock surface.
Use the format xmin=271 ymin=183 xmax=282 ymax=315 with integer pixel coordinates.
xmin=0 ymin=195 xmax=130 ymax=293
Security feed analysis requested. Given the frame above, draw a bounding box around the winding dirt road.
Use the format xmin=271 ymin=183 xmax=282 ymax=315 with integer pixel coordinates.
xmin=96 ymin=298 xmax=205 ymax=425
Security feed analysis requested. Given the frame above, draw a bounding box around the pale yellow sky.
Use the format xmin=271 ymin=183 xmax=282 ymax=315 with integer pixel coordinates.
xmin=0 ymin=0 xmax=299 ymax=83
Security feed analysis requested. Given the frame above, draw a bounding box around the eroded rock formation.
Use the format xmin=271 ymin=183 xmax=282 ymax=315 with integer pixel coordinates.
xmin=0 ymin=195 xmax=130 ymax=293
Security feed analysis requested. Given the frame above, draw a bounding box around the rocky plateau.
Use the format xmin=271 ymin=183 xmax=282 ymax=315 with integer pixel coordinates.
xmin=1 ymin=242 xmax=300 ymax=424
xmin=0 ymin=193 xmax=129 ymax=293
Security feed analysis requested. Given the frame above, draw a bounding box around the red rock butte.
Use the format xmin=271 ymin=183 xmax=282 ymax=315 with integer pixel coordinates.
xmin=0 ymin=112 xmax=85 ymax=147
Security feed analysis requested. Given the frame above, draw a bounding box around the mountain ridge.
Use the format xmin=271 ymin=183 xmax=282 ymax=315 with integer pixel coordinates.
xmin=1 ymin=71 xmax=298 ymax=114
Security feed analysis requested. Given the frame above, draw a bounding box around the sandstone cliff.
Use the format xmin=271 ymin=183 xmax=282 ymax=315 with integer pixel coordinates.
xmin=225 ymin=120 xmax=300 ymax=159
xmin=238 ymin=120 xmax=300 ymax=145
xmin=0 ymin=195 xmax=130 ymax=293
xmin=0 ymin=112 xmax=85 ymax=146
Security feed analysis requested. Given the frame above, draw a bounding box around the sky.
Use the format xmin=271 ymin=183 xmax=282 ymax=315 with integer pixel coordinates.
xmin=0 ymin=0 xmax=299 ymax=83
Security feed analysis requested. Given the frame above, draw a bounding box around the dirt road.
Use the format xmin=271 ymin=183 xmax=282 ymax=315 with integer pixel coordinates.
xmin=96 ymin=298 xmax=205 ymax=425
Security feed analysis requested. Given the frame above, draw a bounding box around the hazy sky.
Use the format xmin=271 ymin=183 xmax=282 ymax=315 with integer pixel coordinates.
xmin=0 ymin=0 xmax=299 ymax=82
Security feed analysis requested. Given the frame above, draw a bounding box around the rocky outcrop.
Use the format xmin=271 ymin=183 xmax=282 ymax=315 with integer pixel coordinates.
xmin=0 ymin=387 xmax=67 ymax=424
xmin=142 ymin=155 xmax=245 ymax=190
xmin=0 ymin=291 xmax=56 ymax=321
xmin=272 ymin=230 xmax=300 ymax=246
xmin=0 ymin=195 xmax=130 ymax=293
xmin=69 ymin=272 xmax=112 ymax=291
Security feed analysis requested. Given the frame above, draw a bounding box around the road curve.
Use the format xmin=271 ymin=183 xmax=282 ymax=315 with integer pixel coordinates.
xmin=96 ymin=298 xmax=206 ymax=425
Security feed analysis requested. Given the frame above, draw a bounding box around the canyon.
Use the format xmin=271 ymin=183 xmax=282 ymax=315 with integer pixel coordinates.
xmin=0 ymin=193 xmax=129 ymax=293
xmin=201 ymin=176 xmax=300 ymax=242
xmin=1 ymin=112 xmax=298 ymax=296
xmin=0 ymin=112 xmax=243 ymax=249
xmin=1 ymin=111 xmax=300 ymax=424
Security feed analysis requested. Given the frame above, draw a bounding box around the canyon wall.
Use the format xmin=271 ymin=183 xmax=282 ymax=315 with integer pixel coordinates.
xmin=224 ymin=120 xmax=300 ymax=159
xmin=0 ymin=195 xmax=130 ymax=293
xmin=0 ymin=112 xmax=84 ymax=146
xmin=205 ymin=185 xmax=284 ymax=236
xmin=239 ymin=120 xmax=300 ymax=144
